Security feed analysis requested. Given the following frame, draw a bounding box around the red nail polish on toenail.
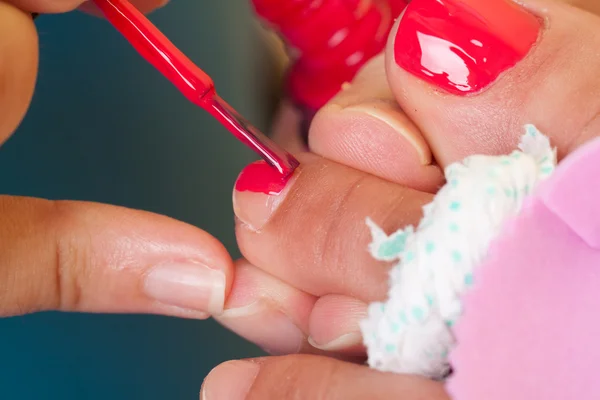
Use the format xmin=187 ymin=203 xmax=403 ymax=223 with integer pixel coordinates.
xmin=394 ymin=0 xmax=541 ymax=95
xmin=252 ymin=0 xmax=409 ymax=112
xmin=235 ymin=161 xmax=293 ymax=195
xmin=233 ymin=161 xmax=297 ymax=230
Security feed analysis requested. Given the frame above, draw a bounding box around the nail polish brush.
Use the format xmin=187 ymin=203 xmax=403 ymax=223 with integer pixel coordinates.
xmin=92 ymin=0 xmax=299 ymax=177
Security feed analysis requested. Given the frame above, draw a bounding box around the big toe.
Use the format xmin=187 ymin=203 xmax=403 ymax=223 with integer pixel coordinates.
xmin=386 ymin=0 xmax=600 ymax=167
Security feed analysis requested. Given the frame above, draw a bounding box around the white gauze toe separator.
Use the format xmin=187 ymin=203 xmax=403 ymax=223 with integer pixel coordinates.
xmin=360 ymin=125 xmax=557 ymax=379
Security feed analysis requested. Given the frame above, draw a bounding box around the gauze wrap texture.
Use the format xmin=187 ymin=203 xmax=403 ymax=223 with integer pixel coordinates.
xmin=360 ymin=125 xmax=557 ymax=379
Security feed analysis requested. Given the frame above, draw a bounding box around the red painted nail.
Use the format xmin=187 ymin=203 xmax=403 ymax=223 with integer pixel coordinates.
xmin=278 ymin=0 xmax=363 ymax=56
xmin=233 ymin=161 xmax=297 ymax=230
xmin=389 ymin=0 xmax=409 ymax=16
xmin=234 ymin=161 xmax=293 ymax=195
xmin=394 ymin=0 xmax=540 ymax=95
xmin=298 ymin=4 xmax=388 ymax=70
xmin=253 ymin=0 xmax=408 ymax=112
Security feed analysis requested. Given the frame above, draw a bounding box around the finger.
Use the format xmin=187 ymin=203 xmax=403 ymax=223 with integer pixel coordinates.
xmin=0 ymin=196 xmax=232 ymax=318
xmin=8 ymin=0 xmax=167 ymax=14
xmin=309 ymin=54 xmax=444 ymax=192
xmin=214 ymin=260 xmax=367 ymax=357
xmin=0 ymin=2 xmax=38 ymax=145
xmin=200 ymin=355 xmax=450 ymax=400
xmin=215 ymin=259 xmax=316 ymax=356
xmin=307 ymin=294 xmax=367 ymax=354
xmin=0 ymin=0 xmax=166 ymax=145
xmin=385 ymin=0 xmax=600 ymax=168
xmin=233 ymin=153 xmax=433 ymax=302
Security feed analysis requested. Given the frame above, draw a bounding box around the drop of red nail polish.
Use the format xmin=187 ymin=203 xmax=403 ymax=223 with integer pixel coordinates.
xmin=235 ymin=161 xmax=293 ymax=195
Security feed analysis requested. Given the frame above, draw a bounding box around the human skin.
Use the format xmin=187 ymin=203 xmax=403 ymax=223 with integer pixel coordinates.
xmin=0 ymin=1 xmax=237 ymax=321
xmin=206 ymin=0 xmax=600 ymax=398
xmin=2 ymin=0 xmax=600 ymax=399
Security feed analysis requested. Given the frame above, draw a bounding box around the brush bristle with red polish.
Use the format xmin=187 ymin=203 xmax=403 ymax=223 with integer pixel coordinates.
xmin=92 ymin=0 xmax=299 ymax=177
xmin=208 ymin=96 xmax=299 ymax=176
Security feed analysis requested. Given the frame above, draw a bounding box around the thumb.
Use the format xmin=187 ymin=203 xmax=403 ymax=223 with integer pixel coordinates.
xmin=201 ymin=354 xmax=449 ymax=400
xmin=0 ymin=196 xmax=232 ymax=318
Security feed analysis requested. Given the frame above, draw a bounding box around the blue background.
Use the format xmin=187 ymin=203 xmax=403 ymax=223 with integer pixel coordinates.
xmin=0 ymin=2 xmax=274 ymax=398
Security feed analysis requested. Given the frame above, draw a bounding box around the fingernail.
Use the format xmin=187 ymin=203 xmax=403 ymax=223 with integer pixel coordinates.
xmin=342 ymin=102 xmax=431 ymax=165
xmin=143 ymin=262 xmax=226 ymax=315
xmin=307 ymin=297 xmax=367 ymax=352
xmin=308 ymin=332 xmax=363 ymax=351
xmin=260 ymin=0 xmax=394 ymax=110
xmin=390 ymin=0 xmax=410 ymax=16
xmin=394 ymin=0 xmax=540 ymax=95
xmin=233 ymin=161 xmax=297 ymax=231
xmin=202 ymin=360 xmax=259 ymax=400
xmin=217 ymin=301 xmax=304 ymax=355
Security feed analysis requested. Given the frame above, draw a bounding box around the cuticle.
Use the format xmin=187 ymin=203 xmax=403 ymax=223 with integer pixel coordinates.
xmin=220 ymin=300 xmax=265 ymax=318
xmin=220 ymin=298 xmax=293 ymax=321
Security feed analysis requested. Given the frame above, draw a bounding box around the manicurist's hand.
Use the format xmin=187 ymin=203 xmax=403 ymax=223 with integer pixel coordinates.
xmin=0 ymin=0 xmax=234 ymax=320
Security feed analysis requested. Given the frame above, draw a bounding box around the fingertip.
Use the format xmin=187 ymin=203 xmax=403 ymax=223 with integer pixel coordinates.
xmin=308 ymin=295 xmax=367 ymax=354
xmin=0 ymin=2 xmax=38 ymax=145
xmin=202 ymin=360 xmax=259 ymax=400
xmin=128 ymin=208 xmax=236 ymax=314
xmin=215 ymin=259 xmax=316 ymax=356
xmin=185 ymin=226 xmax=235 ymax=300
xmin=10 ymin=198 xmax=235 ymax=318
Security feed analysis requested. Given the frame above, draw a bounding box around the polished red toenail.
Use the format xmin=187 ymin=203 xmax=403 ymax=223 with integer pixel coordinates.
xmin=394 ymin=0 xmax=540 ymax=95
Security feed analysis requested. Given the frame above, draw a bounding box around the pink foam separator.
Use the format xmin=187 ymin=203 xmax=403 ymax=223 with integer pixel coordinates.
xmin=447 ymin=138 xmax=600 ymax=400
